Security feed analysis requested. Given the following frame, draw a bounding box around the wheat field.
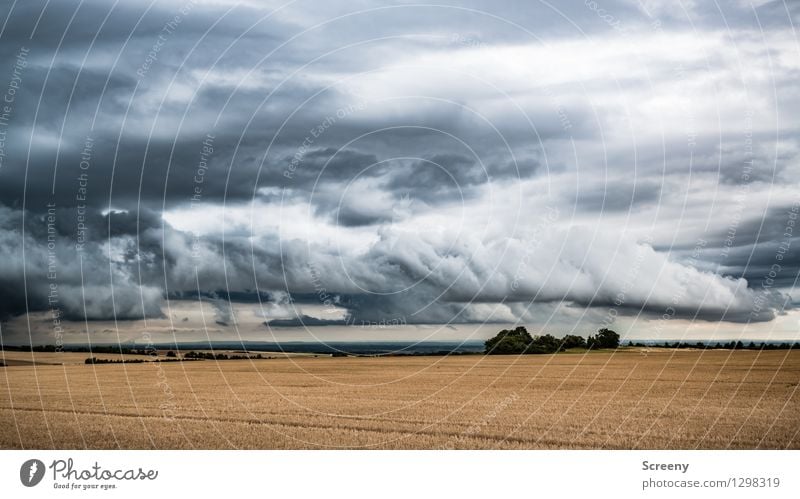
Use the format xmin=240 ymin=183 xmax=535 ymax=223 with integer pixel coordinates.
xmin=1 ymin=349 xmax=798 ymax=449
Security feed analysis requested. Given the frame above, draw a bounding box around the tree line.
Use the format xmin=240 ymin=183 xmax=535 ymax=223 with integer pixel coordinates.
xmin=183 ymin=351 xmax=263 ymax=360
xmin=84 ymin=357 xmax=187 ymax=364
xmin=484 ymin=327 xmax=800 ymax=355
xmin=628 ymin=340 xmax=800 ymax=350
xmin=484 ymin=327 xmax=620 ymax=354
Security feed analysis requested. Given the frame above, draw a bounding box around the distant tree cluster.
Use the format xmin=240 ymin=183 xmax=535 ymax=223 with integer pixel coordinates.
xmin=484 ymin=327 xmax=619 ymax=355
xmin=84 ymin=357 xmax=186 ymax=364
xmin=628 ymin=341 xmax=800 ymax=350
xmin=85 ymin=357 xmax=146 ymax=364
xmin=183 ymin=351 xmax=263 ymax=360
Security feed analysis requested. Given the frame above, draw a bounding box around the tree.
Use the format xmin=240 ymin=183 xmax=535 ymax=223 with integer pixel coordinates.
xmin=562 ymin=335 xmax=587 ymax=349
xmin=166 ymin=350 xmax=176 ymax=358
xmin=587 ymin=328 xmax=620 ymax=349
xmin=484 ymin=326 xmax=533 ymax=354
xmin=528 ymin=334 xmax=561 ymax=354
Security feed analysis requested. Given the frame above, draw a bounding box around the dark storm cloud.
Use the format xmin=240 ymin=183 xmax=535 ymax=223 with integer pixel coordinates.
xmin=331 ymin=205 xmax=390 ymax=228
xmin=0 ymin=0 xmax=584 ymax=218
xmin=713 ymin=207 xmax=800 ymax=289
xmin=0 ymin=201 xmax=790 ymax=325
xmin=265 ymin=315 xmax=348 ymax=327
xmin=0 ymin=0 xmax=277 ymax=51
xmin=569 ymin=294 xmax=786 ymax=324
xmin=386 ymin=153 xmax=534 ymax=198
xmin=688 ymin=134 xmax=799 ymax=187
xmin=0 ymin=205 xmax=164 ymax=321
xmin=705 ymin=205 xmax=800 ymax=250
xmin=297 ymin=150 xmax=539 ymax=226
xmin=656 ymin=203 xmax=800 ymax=294
xmin=281 ymin=147 xmax=382 ymax=189
xmin=0 ymin=0 xmax=797 ymax=330
xmin=571 ymin=180 xmax=661 ymax=212
xmin=0 ymin=0 xmax=581 ymax=213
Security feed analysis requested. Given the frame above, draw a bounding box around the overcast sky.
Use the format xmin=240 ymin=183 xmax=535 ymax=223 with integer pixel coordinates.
xmin=0 ymin=0 xmax=798 ymax=344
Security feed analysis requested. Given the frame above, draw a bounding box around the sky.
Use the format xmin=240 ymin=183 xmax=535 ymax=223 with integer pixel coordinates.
xmin=0 ymin=0 xmax=798 ymax=345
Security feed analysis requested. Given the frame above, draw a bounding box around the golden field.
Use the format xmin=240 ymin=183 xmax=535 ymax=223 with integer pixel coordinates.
xmin=1 ymin=349 xmax=798 ymax=449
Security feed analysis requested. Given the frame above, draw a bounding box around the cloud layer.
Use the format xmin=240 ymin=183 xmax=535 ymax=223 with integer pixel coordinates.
xmin=0 ymin=0 xmax=798 ymax=340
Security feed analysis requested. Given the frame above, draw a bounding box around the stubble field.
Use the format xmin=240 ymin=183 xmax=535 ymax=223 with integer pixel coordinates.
xmin=1 ymin=349 xmax=798 ymax=449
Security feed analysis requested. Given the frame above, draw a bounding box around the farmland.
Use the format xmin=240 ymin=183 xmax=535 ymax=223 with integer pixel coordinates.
xmin=1 ymin=349 xmax=798 ymax=449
